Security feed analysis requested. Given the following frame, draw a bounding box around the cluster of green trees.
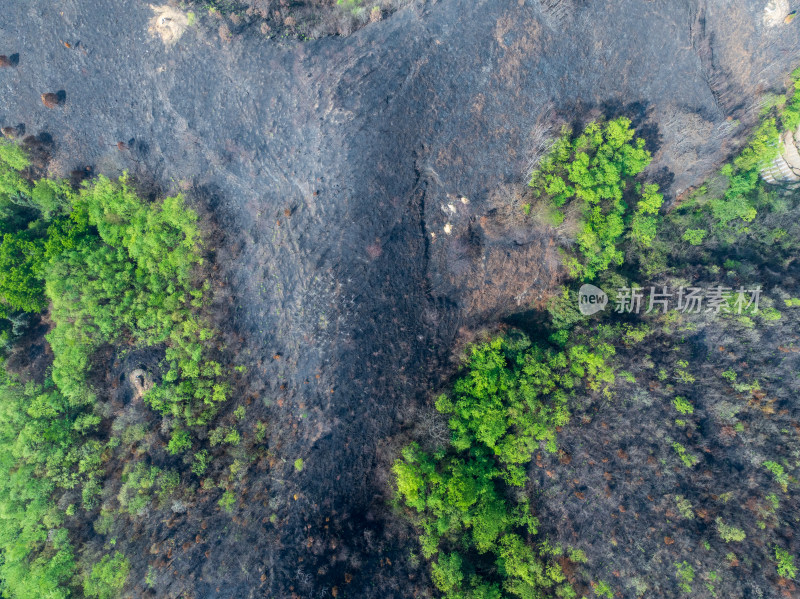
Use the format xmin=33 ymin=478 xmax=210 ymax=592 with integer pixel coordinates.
xmin=668 ymin=66 xmax=800 ymax=249
xmin=0 ymin=140 xmax=230 ymax=597
xmin=0 ymin=141 xmax=228 ymax=427
xmin=394 ymin=332 xmax=615 ymax=598
xmin=0 ymin=374 xmax=77 ymax=597
xmin=83 ymin=552 xmax=130 ymax=599
xmin=525 ymin=69 xmax=800 ymax=286
xmin=527 ymin=117 xmax=663 ymax=279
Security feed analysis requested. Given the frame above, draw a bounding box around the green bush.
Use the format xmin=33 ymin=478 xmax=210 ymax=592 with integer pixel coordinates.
xmin=674 ymin=495 xmax=694 ymax=519
xmin=156 ymin=470 xmax=180 ymax=505
xmin=673 ymin=396 xmax=694 ymax=415
xmin=167 ymin=429 xmax=193 ymax=455
xmin=763 ymin=460 xmax=789 ymax=492
xmin=83 ymin=552 xmax=130 ymax=599
xmin=776 ymin=547 xmax=797 ymax=579
xmin=715 ymin=518 xmax=746 ymax=543
xmin=336 ymin=0 xmax=362 ymax=12
xmin=675 ymin=561 xmax=695 ymax=593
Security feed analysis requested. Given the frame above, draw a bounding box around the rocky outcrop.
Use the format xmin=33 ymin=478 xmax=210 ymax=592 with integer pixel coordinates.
xmin=761 ymin=126 xmax=800 ymax=186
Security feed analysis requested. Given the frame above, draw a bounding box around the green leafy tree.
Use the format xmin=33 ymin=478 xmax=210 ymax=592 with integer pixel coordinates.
xmin=682 ymin=228 xmax=706 ymax=245
xmin=431 ymin=552 xmax=464 ymax=594
xmin=167 ymin=429 xmax=193 ymax=455
xmin=434 ymin=333 xmax=607 ymax=466
xmin=0 ymin=231 xmax=46 ymax=313
xmin=715 ymin=518 xmax=746 ymax=543
xmin=763 ymin=460 xmax=789 ymax=492
xmin=83 ymin=552 xmax=130 ymax=599
xmin=673 ymin=396 xmax=694 ymax=415
xmin=776 ymin=547 xmax=797 ymax=579
xmin=675 ymin=561 xmax=695 ymax=593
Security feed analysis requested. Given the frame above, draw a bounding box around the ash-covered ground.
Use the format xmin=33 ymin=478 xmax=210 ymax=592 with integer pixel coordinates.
xmin=2 ymin=1 xmax=800 ymax=597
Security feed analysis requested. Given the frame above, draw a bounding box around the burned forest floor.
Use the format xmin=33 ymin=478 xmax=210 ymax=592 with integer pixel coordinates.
xmin=2 ymin=1 xmax=800 ymax=598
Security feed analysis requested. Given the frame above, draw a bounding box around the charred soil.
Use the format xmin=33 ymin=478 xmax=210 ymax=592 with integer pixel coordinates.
xmin=2 ymin=0 xmax=800 ymax=597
